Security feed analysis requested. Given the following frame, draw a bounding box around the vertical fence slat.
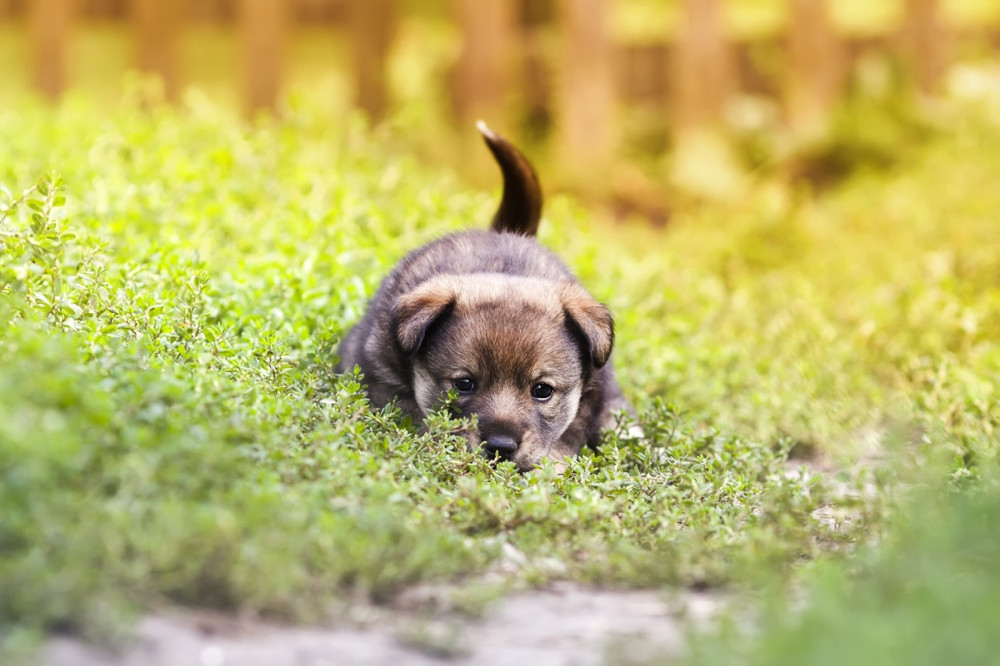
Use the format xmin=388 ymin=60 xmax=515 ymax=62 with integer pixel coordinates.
xmin=191 ymin=0 xmax=233 ymax=22
xmin=351 ymin=0 xmax=394 ymax=122
xmin=132 ymin=0 xmax=180 ymax=101
xmin=240 ymin=0 xmax=287 ymax=114
xmin=86 ymin=0 xmax=121 ymax=17
xmin=452 ymin=0 xmax=515 ymax=125
xmin=558 ymin=0 xmax=616 ymax=179
xmin=786 ymin=0 xmax=844 ymax=137
xmin=669 ymin=0 xmax=746 ymax=199
xmin=901 ymin=0 xmax=950 ymax=94
xmin=11 ymin=0 xmax=974 ymax=167
xmin=671 ymin=0 xmax=734 ymax=133
xmin=31 ymin=0 xmax=74 ymax=100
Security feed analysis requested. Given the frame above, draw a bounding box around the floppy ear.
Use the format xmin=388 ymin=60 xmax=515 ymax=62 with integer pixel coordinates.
xmin=391 ymin=280 xmax=457 ymax=355
xmin=560 ymin=283 xmax=614 ymax=368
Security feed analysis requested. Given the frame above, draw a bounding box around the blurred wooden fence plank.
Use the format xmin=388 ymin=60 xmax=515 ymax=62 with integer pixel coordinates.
xmin=298 ymin=0 xmax=345 ymax=23
xmin=83 ymin=0 xmax=125 ymax=17
xmin=351 ymin=0 xmax=394 ymax=122
xmin=30 ymin=0 xmax=74 ymax=100
xmin=558 ymin=0 xmax=616 ymax=178
xmin=671 ymin=0 xmax=735 ymax=132
xmin=190 ymin=0 xmax=234 ymax=22
xmin=616 ymin=43 xmax=669 ymax=104
xmin=786 ymin=0 xmax=845 ymax=137
xmin=10 ymin=0 xmax=982 ymax=157
xmin=239 ymin=0 xmax=287 ymax=114
xmin=901 ymin=0 xmax=950 ymax=94
xmin=132 ymin=0 xmax=180 ymax=101
xmin=452 ymin=0 xmax=516 ymax=125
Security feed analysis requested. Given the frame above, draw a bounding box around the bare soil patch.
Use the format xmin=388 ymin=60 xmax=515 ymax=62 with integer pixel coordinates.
xmin=43 ymin=585 xmax=721 ymax=666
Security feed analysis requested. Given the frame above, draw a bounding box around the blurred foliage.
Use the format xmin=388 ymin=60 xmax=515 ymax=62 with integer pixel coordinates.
xmin=676 ymin=465 xmax=1000 ymax=666
xmin=3 ymin=0 xmax=1000 ymax=188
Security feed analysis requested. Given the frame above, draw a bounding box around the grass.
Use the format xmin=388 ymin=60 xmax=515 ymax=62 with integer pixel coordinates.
xmin=675 ymin=469 xmax=1000 ymax=666
xmin=0 ymin=81 xmax=998 ymax=664
xmin=0 ymin=96 xmax=863 ymax=644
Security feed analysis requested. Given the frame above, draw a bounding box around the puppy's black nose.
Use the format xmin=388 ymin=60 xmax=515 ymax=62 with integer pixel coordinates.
xmin=484 ymin=434 xmax=519 ymax=461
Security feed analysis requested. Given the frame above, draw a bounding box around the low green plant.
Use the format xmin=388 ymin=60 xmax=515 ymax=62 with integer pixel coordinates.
xmin=676 ymin=461 xmax=1000 ymax=666
xmin=0 ymin=88 xmax=997 ymax=660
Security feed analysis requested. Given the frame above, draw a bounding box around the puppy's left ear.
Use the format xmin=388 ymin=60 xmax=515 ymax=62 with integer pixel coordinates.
xmin=392 ymin=279 xmax=457 ymax=355
xmin=560 ymin=283 xmax=614 ymax=368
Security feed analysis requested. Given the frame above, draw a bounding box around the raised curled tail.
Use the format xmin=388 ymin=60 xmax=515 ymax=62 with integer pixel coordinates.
xmin=477 ymin=121 xmax=543 ymax=237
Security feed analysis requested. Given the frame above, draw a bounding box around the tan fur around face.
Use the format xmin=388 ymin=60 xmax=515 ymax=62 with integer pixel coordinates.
xmin=397 ymin=274 xmax=602 ymax=470
xmin=394 ymin=274 xmax=612 ymax=367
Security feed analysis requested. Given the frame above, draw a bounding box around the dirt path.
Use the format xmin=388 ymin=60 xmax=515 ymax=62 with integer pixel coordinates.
xmin=43 ymin=585 xmax=721 ymax=666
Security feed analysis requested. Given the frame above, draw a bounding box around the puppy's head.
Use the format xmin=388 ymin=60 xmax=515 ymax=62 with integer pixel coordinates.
xmin=392 ymin=275 xmax=613 ymax=471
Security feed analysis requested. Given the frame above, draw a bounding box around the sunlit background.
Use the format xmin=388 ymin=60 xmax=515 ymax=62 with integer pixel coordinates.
xmin=3 ymin=0 xmax=1000 ymax=215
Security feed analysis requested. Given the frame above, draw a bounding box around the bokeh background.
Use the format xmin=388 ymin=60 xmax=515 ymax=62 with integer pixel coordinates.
xmin=3 ymin=0 xmax=1000 ymax=215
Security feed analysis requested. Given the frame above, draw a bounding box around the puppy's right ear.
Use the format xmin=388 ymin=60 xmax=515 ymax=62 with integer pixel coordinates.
xmin=391 ymin=280 xmax=457 ymax=355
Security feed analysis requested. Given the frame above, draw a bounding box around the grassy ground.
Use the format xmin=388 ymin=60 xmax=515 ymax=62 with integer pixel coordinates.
xmin=678 ymin=470 xmax=1000 ymax=666
xmin=1 ymin=84 xmax=998 ymax=662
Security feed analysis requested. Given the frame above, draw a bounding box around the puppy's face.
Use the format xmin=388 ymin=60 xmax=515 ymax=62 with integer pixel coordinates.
xmin=392 ymin=275 xmax=613 ymax=471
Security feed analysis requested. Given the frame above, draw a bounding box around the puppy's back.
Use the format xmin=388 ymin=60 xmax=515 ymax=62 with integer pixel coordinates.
xmin=387 ymin=230 xmax=573 ymax=295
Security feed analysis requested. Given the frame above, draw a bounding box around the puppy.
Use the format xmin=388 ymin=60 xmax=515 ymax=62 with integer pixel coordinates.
xmin=336 ymin=122 xmax=631 ymax=471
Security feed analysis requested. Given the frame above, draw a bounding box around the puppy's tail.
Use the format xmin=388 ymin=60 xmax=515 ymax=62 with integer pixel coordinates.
xmin=477 ymin=120 xmax=543 ymax=237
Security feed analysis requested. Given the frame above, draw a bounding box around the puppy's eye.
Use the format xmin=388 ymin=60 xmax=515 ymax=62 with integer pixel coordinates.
xmin=531 ymin=383 xmax=554 ymax=401
xmin=452 ymin=378 xmax=476 ymax=393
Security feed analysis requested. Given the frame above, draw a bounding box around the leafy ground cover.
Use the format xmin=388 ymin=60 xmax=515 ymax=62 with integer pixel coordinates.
xmin=0 ymin=88 xmax=998 ymax=663
xmin=676 ymin=468 xmax=1000 ymax=666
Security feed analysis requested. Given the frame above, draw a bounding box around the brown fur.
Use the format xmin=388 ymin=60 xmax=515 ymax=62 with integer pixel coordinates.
xmin=335 ymin=123 xmax=632 ymax=471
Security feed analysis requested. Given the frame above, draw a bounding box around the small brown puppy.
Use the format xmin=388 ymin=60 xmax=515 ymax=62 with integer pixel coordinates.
xmin=336 ymin=122 xmax=631 ymax=471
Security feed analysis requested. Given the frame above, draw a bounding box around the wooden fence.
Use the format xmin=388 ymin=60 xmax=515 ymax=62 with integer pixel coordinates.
xmin=3 ymin=0 xmax=998 ymax=174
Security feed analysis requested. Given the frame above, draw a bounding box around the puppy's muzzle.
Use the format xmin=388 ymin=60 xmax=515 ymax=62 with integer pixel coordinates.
xmin=483 ymin=434 xmax=518 ymax=461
